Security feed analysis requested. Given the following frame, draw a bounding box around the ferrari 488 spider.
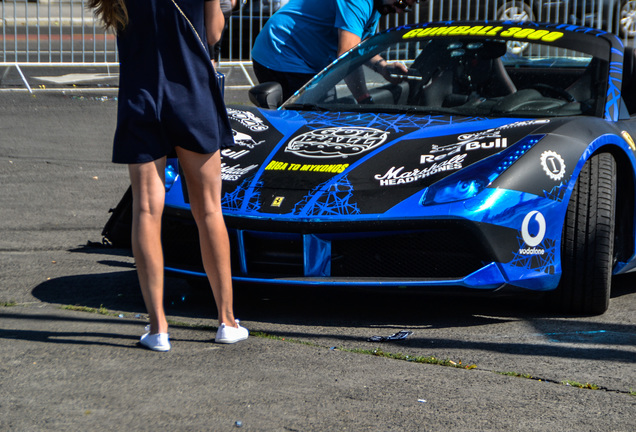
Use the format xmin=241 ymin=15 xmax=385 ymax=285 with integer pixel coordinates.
xmin=159 ymin=20 xmax=636 ymax=315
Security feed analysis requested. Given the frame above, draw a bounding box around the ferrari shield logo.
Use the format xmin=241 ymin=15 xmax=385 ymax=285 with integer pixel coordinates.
xmin=271 ymin=197 xmax=285 ymax=207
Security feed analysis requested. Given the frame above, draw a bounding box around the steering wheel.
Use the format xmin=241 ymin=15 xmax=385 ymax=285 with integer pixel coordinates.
xmin=528 ymin=83 xmax=576 ymax=102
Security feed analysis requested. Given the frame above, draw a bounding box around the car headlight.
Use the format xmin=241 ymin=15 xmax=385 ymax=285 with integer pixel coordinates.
xmin=165 ymin=160 xmax=179 ymax=192
xmin=420 ymin=135 xmax=544 ymax=206
xmin=427 ymin=178 xmax=488 ymax=203
xmin=420 ymin=169 xmax=495 ymax=205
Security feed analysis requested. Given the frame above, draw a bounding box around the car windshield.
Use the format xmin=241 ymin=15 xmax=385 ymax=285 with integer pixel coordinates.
xmin=284 ymin=24 xmax=610 ymax=118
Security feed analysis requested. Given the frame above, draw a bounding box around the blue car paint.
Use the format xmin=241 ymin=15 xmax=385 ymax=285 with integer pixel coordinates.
xmin=164 ymin=118 xmax=560 ymax=290
xmin=162 ymin=21 xmax=636 ymax=298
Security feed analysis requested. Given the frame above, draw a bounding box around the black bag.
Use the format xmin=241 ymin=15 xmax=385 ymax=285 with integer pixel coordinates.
xmin=101 ymin=186 xmax=133 ymax=249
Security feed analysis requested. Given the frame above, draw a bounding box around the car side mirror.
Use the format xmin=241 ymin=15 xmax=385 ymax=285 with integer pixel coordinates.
xmin=249 ymin=82 xmax=284 ymax=109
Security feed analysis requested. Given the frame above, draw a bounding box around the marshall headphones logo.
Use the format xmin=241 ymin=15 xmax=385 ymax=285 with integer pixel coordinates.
xmin=285 ymin=127 xmax=389 ymax=158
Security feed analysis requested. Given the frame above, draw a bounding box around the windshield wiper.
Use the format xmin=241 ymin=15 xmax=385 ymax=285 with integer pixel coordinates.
xmin=283 ymin=103 xmax=331 ymax=111
xmin=378 ymin=106 xmax=460 ymax=115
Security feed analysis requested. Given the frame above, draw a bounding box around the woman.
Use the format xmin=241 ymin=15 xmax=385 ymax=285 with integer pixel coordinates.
xmin=90 ymin=0 xmax=248 ymax=351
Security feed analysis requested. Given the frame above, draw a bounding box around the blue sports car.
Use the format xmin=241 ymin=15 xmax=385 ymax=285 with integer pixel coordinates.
xmin=157 ymin=20 xmax=636 ymax=315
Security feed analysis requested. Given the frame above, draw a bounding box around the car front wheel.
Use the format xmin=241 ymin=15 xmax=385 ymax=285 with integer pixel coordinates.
xmin=552 ymin=152 xmax=616 ymax=315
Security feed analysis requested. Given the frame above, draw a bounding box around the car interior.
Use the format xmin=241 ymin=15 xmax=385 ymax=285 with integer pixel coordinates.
xmin=620 ymin=47 xmax=636 ymax=115
xmin=312 ymin=38 xmax=621 ymax=119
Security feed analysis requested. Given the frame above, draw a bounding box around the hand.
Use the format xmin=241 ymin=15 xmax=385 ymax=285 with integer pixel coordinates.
xmin=373 ymin=60 xmax=409 ymax=84
xmin=357 ymin=94 xmax=374 ymax=104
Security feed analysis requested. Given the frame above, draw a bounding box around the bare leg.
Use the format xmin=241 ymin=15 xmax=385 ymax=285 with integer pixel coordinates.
xmin=175 ymin=147 xmax=237 ymax=327
xmin=128 ymin=158 xmax=169 ymax=335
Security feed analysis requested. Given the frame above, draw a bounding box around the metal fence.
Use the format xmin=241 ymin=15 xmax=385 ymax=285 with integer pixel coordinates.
xmin=209 ymin=1 xmax=634 ymax=60
xmin=1 ymin=0 xmax=633 ymax=91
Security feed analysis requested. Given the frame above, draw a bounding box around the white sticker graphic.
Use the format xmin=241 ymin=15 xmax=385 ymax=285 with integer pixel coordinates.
xmin=227 ymin=108 xmax=269 ymax=132
xmin=376 ymin=154 xmax=466 ymax=186
xmin=540 ymin=150 xmax=566 ymax=181
xmin=285 ymin=127 xmax=389 ymax=159
xmin=233 ymin=130 xmax=264 ymax=149
xmin=221 ymin=163 xmax=259 ymax=182
xmin=521 ymin=211 xmax=546 ymax=247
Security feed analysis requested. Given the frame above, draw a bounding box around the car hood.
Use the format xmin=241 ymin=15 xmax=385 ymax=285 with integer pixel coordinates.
xmin=221 ymin=106 xmax=553 ymax=216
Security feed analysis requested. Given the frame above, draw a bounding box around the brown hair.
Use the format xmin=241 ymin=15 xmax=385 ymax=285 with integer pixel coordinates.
xmin=88 ymin=0 xmax=128 ymax=31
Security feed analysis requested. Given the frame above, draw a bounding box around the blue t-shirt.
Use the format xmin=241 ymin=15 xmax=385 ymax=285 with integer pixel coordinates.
xmin=252 ymin=0 xmax=380 ymax=74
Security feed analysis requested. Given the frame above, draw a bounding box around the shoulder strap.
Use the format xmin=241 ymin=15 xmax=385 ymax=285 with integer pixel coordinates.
xmin=170 ymin=0 xmax=207 ymax=51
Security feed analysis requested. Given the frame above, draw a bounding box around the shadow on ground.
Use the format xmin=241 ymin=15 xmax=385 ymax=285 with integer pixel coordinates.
xmin=26 ymin=242 xmax=636 ymax=363
xmin=31 ymin=242 xmax=636 ymax=328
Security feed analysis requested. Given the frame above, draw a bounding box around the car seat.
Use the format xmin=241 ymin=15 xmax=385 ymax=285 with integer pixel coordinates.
xmin=565 ymin=57 xmax=601 ymax=103
xmin=620 ymin=47 xmax=636 ymax=115
xmin=453 ymin=40 xmax=517 ymax=99
xmin=411 ymin=39 xmax=516 ymax=107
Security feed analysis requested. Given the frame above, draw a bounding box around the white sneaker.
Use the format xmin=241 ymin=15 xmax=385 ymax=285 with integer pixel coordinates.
xmin=139 ymin=332 xmax=171 ymax=352
xmin=215 ymin=320 xmax=249 ymax=344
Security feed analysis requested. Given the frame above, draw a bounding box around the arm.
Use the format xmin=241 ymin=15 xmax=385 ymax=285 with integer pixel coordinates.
xmin=340 ymin=29 xmax=370 ymax=102
xmin=205 ymin=0 xmax=226 ymax=46
xmin=339 ymin=30 xmax=409 ymax=103
xmin=337 ymin=29 xmax=362 ymax=57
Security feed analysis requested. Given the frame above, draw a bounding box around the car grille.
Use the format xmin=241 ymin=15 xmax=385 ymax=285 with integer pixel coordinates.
xmin=330 ymin=229 xmax=486 ymax=278
xmin=161 ymin=214 xmax=204 ymax=274
xmin=162 ymin=214 xmax=489 ymax=280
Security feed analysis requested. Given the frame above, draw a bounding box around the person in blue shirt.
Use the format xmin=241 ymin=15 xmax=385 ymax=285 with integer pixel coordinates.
xmin=251 ymin=0 xmax=418 ymax=101
xmin=89 ymin=0 xmax=248 ymax=351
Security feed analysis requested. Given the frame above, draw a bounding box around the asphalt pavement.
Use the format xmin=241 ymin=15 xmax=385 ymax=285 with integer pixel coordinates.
xmin=1 ymin=88 xmax=635 ymax=431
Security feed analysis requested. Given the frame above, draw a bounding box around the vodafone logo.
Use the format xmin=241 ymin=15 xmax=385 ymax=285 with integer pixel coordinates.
xmin=522 ymin=211 xmax=546 ymax=246
xmin=519 ymin=211 xmax=546 ymax=255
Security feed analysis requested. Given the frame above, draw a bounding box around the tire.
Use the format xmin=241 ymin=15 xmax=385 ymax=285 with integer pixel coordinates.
xmin=620 ymin=0 xmax=636 ymax=38
xmin=552 ymin=152 xmax=616 ymax=315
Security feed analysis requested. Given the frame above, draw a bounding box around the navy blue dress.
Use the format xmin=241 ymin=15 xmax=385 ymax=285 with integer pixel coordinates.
xmin=112 ymin=0 xmax=234 ymax=164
